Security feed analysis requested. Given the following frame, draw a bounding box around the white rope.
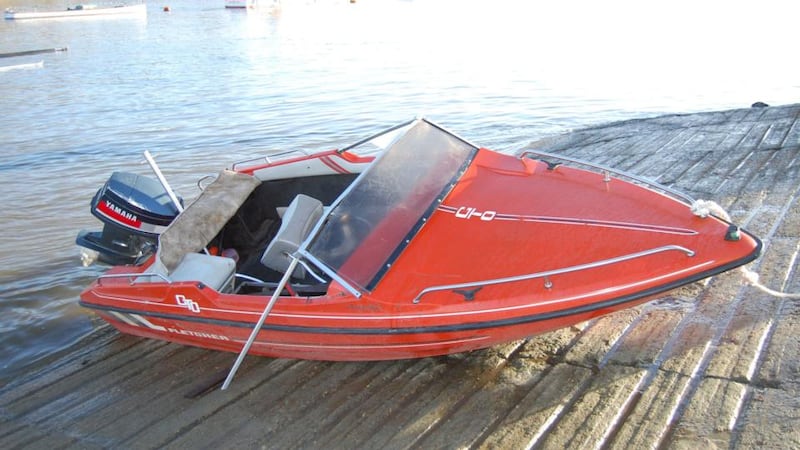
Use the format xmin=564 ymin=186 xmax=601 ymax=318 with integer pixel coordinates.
xmin=740 ymin=267 xmax=800 ymax=299
xmin=691 ymin=199 xmax=731 ymax=221
xmin=691 ymin=199 xmax=799 ymax=299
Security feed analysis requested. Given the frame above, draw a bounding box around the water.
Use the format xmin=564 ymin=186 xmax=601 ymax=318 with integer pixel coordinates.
xmin=1 ymin=0 xmax=798 ymax=381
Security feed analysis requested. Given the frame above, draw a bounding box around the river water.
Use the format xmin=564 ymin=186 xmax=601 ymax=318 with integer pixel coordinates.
xmin=1 ymin=0 xmax=798 ymax=381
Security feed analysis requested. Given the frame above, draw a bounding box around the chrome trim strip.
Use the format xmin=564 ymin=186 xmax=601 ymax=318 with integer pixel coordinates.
xmin=519 ymin=150 xmax=696 ymax=205
xmin=412 ymin=245 xmax=695 ymax=303
xmin=230 ymin=148 xmax=315 ymax=171
xmin=298 ymin=249 xmax=362 ymax=299
xmin=338 ymin=118 xmax=417 ymax=153
xmin=97 ymin=272 xmax=171 ymax=285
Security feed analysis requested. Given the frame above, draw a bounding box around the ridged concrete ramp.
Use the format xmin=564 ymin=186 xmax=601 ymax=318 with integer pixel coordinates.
xmin=2 ymin=104 xmax=798 ymax=449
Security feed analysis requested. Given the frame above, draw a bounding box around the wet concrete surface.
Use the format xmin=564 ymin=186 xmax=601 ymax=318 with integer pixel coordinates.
xmin=2 ymin=104 xmax=799 ymax=449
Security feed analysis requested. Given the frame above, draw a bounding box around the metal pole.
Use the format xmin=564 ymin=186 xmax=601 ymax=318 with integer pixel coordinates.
xmin=221 ymin=257 xmax=299 ymax=390
xmin=144 ymin=150 xmax=184 ymax=213
xmin=143 ymin=150 xmax=211 ymax=255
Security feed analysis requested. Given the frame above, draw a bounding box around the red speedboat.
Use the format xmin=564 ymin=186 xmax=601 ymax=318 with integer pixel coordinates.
xmin=78 ymin=119 xmax=761 ymax=361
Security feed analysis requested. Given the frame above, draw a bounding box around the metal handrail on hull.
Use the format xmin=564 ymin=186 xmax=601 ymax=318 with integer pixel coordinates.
xmin=231 ymin=148 xmax=315 ymax=171
xmin=96 ymin=272 xmax=170 ymax=285
xmin=519 ymin=150 xmax=697 ymax=206
xmin=412 ymin=245 xmax=695 ymax=304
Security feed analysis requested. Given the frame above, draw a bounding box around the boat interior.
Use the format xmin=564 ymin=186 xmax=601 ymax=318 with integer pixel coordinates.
xmin=129 ymin=119 xmax=481 ymax=300
xmin=226 ymin=173 xmax=360 ymax=295
xmin=143 ymin=171 xmax=361 ymax=298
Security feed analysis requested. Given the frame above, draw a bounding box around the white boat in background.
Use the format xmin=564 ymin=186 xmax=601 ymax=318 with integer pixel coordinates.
xmin=4 ymin=3 xmax=146 ymax=20
xmin=0 ymin=60 xmax=44 ymax=72
xmin=224 ymin=0 xmax=255 ymax=8
xmin=224 ymin=0 xmax=279 ymax=10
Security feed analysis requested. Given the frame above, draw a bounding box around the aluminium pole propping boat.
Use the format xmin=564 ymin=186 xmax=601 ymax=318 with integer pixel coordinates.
xmin=77 ymin=119 xmax=761 ymax=361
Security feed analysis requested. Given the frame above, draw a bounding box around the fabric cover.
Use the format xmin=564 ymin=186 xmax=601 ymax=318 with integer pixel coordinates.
xmin=157 ymin=169 xmax=261 ymax=272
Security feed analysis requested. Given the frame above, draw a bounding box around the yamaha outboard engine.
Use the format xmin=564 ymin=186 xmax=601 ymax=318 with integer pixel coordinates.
xmin=76 ymin=172 xmax=181 ymax=265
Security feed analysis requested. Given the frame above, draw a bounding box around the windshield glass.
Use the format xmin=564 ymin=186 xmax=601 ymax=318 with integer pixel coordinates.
xmin=305 ymin=120 xmax=478 ymax=291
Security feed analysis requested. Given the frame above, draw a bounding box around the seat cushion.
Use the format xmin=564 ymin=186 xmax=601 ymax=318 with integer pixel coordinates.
xmin=261 ymin=194 xmax=324 ymax=275
xmin=170 ymin=253 xmax=236 ymax=292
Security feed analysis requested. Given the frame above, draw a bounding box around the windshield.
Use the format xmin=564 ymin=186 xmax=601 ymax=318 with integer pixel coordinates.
xmin=304 ymin=120 xmax=478 ymax=292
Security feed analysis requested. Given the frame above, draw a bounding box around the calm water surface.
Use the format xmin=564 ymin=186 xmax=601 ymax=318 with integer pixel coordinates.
xmin=1 ymin=0 xmax=798 ymax=380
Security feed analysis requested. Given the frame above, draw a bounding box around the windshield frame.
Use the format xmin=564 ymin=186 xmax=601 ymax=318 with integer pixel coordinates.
xmin=297 ymin=118 xmax=479 ymax=297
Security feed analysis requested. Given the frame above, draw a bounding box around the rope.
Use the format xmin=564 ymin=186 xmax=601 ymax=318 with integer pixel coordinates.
xmin=691 ymin=199 xmax=799 ymax=299
xmin=690 ymin=199 xmax=731 ymax=221
xmin=740 ymin=267 xmax=800 ymax=299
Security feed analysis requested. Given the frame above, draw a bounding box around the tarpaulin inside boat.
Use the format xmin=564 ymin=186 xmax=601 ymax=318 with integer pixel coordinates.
xmin=158 ymin=170 xmax=261 ymax=272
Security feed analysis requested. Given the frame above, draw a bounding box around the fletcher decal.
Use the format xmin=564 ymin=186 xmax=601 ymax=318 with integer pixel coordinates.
xmin=166 ymin=327 xmax=230 ymax=341
xmin=107 ymin=311 xmax=230 ymax=341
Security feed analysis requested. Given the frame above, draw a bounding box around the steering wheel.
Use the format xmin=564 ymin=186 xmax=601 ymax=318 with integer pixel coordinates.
xmin=324 ymin=213 xmax=372 ymax=260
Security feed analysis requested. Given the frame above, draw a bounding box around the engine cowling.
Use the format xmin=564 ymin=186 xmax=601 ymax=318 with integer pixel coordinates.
xmin=76 ymin=172 xmax=181 ymax=265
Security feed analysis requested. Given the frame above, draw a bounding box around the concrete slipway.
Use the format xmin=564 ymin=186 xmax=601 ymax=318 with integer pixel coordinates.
xmin=1 ymin=104 xmax=799 ymax=449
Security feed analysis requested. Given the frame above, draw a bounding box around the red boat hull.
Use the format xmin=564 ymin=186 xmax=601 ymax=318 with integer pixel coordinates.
xmin=84 ymin=276 xmax=702 ymax=360
xmin=80 ymin=128 xmax=761 ymax=361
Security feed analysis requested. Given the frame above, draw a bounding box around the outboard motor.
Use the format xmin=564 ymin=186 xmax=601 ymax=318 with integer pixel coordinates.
xmin=76 ymin=172 xmax=181 ymax=265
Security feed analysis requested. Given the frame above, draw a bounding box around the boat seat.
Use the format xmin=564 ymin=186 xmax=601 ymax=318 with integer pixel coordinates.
xmin=261 ymin=194 xmax=324 ymax=278
xmin=140 ymin=253 xmax=236 ymax=293
xmin=171 ymin=253 xmax=236 ymax=292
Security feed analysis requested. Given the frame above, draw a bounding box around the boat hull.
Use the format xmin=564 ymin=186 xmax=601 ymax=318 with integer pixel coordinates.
xmin=80 ymin=232 xmax=758 ymax=361
xmin=4 ymin=4 xmax=146 ymax=20
xmin=78 ymin=122 xmax=761 ymax=361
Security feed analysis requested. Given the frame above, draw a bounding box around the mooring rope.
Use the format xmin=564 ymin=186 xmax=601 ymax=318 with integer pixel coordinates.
xmin=690 ymin=199 xmax=731 ymax=221
xmin=740 ymin=267 xmax=800 ymax=299
xmin=691 ymin=199 xmax=800 ymax=299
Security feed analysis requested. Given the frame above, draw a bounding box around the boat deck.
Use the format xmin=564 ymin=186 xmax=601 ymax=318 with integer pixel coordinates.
xmin=2 ymin=104 xmax=799 ymax=449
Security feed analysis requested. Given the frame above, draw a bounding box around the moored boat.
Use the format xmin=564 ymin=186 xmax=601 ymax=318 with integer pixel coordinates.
xmin=4 ymin=3 xmax=146 ymax=20
xmin=77 ymin=119 xmax=761 ymax=363
xmin=224 ymin=0 xmax=255 ymax=9
xmin=224 ymin=0 xmax=278 ymax=9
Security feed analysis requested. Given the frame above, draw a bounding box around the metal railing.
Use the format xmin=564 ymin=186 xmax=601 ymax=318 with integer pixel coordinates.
xmin=519 ymin=150 xmax=696 ymax=206
xmin=231 ymin=148 xmax=315 ymax=171
xmin=96 ymin=272 xmax=170 ymax=286
xmin=412 ymin=245 xmax=695 ymax=303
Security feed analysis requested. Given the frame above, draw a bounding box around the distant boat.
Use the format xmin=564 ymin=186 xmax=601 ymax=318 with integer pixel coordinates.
xmin=4 ymin=3 xmax=146 ymax=20
xmin=224 ymin=0 xmax=279 ymax=10
xmin=0 ymin=60 xmax=43 ymax=72
xmin=224 ymin=0 xmax=256 ymax=8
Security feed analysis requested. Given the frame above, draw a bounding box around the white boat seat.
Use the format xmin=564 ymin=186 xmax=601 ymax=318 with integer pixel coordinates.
xmin=140 ymin=253 xmax=236 ymax=293
xmin=171 ymin=253 xmax=236 ymax=292
xmin=261 ymin=194 xmax=324 ymax=278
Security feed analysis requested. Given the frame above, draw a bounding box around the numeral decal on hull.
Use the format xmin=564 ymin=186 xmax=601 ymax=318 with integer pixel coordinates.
xmin=175 ymin=294 xmax=201 ymax=313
